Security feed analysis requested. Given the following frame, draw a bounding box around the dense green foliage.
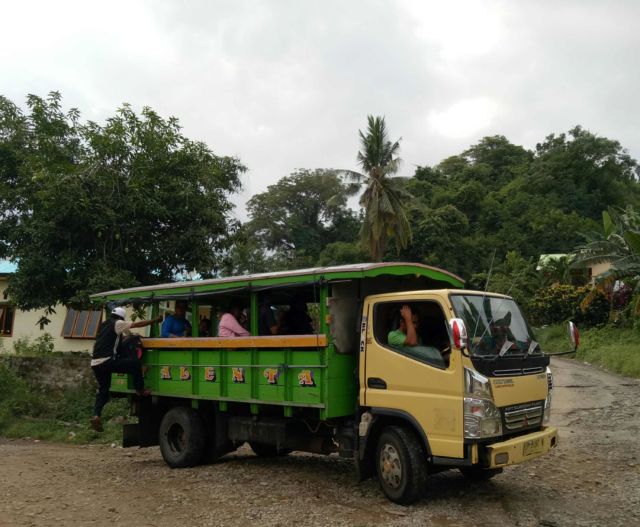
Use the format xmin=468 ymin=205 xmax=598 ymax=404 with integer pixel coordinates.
xmin=529 ymin=285 xmax=609 ymax=327
xmin=536 ymin=325 xmax=640 ymax=378
xmin=228 ymin=169 xmax=361 ymax=273
xmin=400 ymin=129 xmax=639 ymax=283
xmin=2 ymin=92 xmax=639 ymax=331
xmin=238 ymin=127 xmax=639 ymax=313
xmin=0 ymin=92 xmax=245 ymax=311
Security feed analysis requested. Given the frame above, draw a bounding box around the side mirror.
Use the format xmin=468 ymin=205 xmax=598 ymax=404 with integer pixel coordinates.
xmin=567 ymin=321 xmax=579 ymax=351
xmin=449 ymin=318 xmax=468 ymax=350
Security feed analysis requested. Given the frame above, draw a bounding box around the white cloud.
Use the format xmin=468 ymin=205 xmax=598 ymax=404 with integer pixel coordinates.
xmin=400 ymin=0 xmax=506 ymax=60
xmin=427 ymin=97 xmax=499 ymax=139
xmin=1 ymin=0 xmax=639 ymax=221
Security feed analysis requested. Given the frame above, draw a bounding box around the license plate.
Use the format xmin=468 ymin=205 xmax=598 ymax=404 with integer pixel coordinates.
xmin=523 ymin=437 xmax=543 ymax=456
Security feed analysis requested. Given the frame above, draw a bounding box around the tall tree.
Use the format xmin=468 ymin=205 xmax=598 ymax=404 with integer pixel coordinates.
xmin=231 ymin=169 xmax=360 ymax=273
xmin=0 ymin=92 xmax=245 ymax=311
xmin=351 ymin=116 xmax=411 ymax=261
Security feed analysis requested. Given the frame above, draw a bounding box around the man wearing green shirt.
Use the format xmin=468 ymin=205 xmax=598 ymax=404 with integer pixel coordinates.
xmin=387 ymin=305 xmax=446 ymax=368
xmin=388 ymin=305 xmax=422 ymax=347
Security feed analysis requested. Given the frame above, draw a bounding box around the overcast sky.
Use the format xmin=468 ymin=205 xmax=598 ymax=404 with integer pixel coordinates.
xmin=2 ymin=0 xmax=639 ymax=219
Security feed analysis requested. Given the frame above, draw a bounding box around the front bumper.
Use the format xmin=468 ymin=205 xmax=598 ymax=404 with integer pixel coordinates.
xmin=485 ymin=426 xmax=558 ymax=468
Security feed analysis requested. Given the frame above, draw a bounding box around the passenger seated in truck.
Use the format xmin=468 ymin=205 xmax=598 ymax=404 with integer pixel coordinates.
xmin=258 ymin=295 xmax=279 ymax=336
xmin=198 ymin=317 xmax=211 ymax=337
xmin=387 ymin=305 xmax=445 ymax=368
xmin=280 ymin=296 xmax=313 ymax=335
xmin=219 ymin=304 xmax=250 ymax=337
xmin=161 ymin=301 xmax=192 ymax=337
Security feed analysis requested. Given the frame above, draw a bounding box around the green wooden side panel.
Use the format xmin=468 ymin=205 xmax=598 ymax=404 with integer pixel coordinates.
xmin=110 ymin=345 xmax=357 ymax=419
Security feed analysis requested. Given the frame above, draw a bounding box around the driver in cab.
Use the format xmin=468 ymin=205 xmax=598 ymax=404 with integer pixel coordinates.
xmin=388 ymin=305 xmax=421 ymax=347
xmin=387 ymin=304 xmax=450 ymax=367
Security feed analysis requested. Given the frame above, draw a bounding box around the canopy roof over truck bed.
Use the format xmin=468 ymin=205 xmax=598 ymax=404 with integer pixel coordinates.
xmin=91 ymin=262 xmax=465 ymax=302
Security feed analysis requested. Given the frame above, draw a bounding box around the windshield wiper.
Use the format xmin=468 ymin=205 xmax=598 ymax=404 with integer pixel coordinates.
xmin=526 ymin=340 xmax=540 ymax=357
xmin=498 ymin=339 xmax=514 ymax=357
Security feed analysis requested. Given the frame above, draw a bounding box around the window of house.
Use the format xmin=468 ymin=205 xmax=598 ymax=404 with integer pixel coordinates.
xmin=62 ymin=309 xmax=102 ymax=339
xmin=0 ymin=305 xmax=15 ymax=336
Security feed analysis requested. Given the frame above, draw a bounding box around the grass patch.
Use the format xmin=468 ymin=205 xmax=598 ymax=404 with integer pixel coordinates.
xmin=0 ymin=363 xmax=132 ymax=445
xmin=536 ymin=324 xmax=640 ymax=378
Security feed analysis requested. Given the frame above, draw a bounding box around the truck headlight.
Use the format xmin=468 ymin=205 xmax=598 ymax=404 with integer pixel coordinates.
xmin=463 ymin=368 xmax=502 ymax=439
xmin=465 ymin=368 xmax=493 ymax=399
xmin=543 ymin=393 xmax=552 ymax=423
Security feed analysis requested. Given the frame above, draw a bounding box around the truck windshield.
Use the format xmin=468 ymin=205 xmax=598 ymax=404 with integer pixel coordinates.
xmin=450 ymin=294 xmax=537 ymax=357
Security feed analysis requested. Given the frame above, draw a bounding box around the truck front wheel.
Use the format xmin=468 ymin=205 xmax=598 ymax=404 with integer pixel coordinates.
xmin=159 ymin=407 xmax=205 ymax=468
xmin=375 ymin=426 xmax=428 ymax=504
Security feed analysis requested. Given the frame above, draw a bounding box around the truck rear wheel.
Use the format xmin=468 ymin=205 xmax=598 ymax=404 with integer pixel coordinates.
xmin=459 ymin=467 xmax=503 ymax=481
xmin=249 ymin=441 xmax=292 ymax=458
xmin=159 ymin=407 xmax=205 ymax=468
xmin=375 ymin=426 xmax=428 ymax=504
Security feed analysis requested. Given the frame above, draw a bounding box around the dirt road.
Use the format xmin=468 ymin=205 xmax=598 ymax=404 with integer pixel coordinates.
xmin=1 ymin=358 xmax=638 ymax=527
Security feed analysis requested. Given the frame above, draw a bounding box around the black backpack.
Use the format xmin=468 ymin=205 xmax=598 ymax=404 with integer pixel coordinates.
xmin=117 ymin=335 xmax=145 ymax=361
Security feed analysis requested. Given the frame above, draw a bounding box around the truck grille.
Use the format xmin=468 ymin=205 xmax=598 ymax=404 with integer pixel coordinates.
xmin=493 ymin=366 xmax=544 ymax=376
xmin=502 ymin=401 xmax=544 ymax=431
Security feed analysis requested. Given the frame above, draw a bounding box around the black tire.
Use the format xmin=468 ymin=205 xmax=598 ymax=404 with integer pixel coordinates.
xmin=375 ymin=426 xmax=428 ymax=505
xmin=459 ymin=467 xmax=503 ymax=481
xmin=249 ymin=441 xmax=292 ymax=458
xmin=159 ymin=407 xmax=205 ymax=468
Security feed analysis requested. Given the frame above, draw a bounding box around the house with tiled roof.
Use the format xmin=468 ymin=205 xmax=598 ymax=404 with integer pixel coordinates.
xmin=0 ymin=260 xmax=99 ymax=353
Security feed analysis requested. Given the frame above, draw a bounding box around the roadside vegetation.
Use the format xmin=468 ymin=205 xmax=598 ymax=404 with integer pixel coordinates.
xmin=0 ymin=362 xmax=129 ymax=444
xmin=537 ymin=324 xmax=640 ymax=378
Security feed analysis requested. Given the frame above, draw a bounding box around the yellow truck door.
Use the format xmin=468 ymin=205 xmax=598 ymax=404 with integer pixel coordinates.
xmin=362 ymin=294 xmax=464 ymax=458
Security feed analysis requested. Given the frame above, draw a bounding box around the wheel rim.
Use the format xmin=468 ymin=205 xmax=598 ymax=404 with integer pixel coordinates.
xmin=380 ymin=443 xmax=402 ymax=489
xmin=166 ymin=423 xmax=187 ymax=454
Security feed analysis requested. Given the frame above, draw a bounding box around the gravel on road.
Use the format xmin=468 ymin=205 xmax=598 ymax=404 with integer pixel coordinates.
xmin=0 ymin=357 xmax=638 ymax=527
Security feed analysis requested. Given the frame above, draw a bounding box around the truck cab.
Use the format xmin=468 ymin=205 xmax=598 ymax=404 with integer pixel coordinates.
xmin=357 ymin=289 xmax=557 ymax=502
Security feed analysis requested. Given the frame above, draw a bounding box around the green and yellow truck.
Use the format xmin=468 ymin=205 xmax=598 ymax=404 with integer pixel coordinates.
xmin=92 ymin=262 xmax=565 ymax=504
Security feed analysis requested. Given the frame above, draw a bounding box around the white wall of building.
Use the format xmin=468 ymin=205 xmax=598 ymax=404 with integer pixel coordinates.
xmin=0 ymin=278 xmax=150 ymax=353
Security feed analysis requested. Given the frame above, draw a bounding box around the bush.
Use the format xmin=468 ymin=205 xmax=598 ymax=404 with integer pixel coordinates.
xmin=575 ymin=289 xmax=610 ymax=327
xmin=529 ymin=285 xmax=587 ymax=326
xmin=12 ymin=333 xmax=55 ymax=356
xmin=0 ymin=361 xmax=131 ymax=444
xmin=529 ymin=284 xmax=612 ymax=328
xmin=0 ymin=364 xmax=48 ymax=427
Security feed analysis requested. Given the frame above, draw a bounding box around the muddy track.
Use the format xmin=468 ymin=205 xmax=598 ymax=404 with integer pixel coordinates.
xmin=1 ymin=357 xmax=638 ymax=527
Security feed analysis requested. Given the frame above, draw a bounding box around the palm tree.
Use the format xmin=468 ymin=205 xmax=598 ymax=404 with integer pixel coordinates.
xmin=347 ymin=116 xmax=412 ymax=261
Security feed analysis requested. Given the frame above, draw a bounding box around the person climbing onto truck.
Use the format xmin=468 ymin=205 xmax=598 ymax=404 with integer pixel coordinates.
xmin=90 ymin=307 xmax=161 ymax=432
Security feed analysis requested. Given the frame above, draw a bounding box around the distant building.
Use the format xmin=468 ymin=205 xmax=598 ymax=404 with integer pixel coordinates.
xmin=536 ymin=254 xmax=612 ymax=285
xmin=0 ymin=260 xmax=171 ymax=353
xmin=0 ymin=260 xmax=101 ymax=352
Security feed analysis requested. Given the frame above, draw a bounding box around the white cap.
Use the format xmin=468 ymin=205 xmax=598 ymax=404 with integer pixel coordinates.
xmin=111 ymin=307 xmax=126 ymax=319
